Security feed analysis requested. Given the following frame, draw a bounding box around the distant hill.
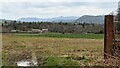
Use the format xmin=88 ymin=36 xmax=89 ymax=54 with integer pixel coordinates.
xmin=0 ymin=19 xmax=6 ymax=24
xmin=0 ymin=19 xmax=16 ymax=24
xmin=75 ymin=15 xmax=104 ymax=24
xmin=0 ymin=19 xmax=5 ymax=22
xmin=3 ymin=15 xmax=104 ymax=24
xmin=17 ymin=16 xmax=79 ymax=22
xmin=17 ymin=17 xmax=45 ymax=22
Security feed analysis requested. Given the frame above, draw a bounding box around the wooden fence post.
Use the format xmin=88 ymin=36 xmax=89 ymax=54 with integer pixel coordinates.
xmin=104 ymin=15 xmax=114 ymax=59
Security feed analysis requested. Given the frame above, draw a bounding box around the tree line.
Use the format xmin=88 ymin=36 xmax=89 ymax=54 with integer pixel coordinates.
xmin=2 ymin=20 xmax=104 ymax=34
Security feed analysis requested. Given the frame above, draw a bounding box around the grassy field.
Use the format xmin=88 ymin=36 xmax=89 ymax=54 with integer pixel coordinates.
xmin=2 ymin=33 xmax=105 ymax=66
xmin=16 ymin=33 xmax=104 ymax=39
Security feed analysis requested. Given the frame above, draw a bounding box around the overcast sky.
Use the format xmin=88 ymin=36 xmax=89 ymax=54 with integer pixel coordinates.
xmin=0 ymin=0 xmax=119 ymax=20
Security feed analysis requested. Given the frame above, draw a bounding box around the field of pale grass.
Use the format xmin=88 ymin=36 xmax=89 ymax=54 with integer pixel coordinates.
xmin=2 ymin=34 xmax=105 ymax=66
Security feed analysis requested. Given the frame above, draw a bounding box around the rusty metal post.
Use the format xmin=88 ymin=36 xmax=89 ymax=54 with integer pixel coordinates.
xmin=104 ymin=15 xmax=114 ymax=59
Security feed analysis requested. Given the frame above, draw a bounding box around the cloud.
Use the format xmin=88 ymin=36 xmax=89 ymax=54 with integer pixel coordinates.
xmin=0 ymin=0 xmax=119 ymax=2
xmin=0 ymin=2 xmax=118 ymax=20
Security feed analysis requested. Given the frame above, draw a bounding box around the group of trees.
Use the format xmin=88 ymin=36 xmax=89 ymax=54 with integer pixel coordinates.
xmin=116 ymin=5 xmax=120 ymax=32
xmin=2 ymin=20 xmax=104 ymax=34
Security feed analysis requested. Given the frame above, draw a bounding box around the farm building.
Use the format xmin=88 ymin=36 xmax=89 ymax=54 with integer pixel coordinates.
xmin=31 ymin=29 xmax=42 ymax=33
xmin=42 ymin=29 xmax=48 ymax=33
xmin=11 ymin=30 xmax=20 ymax=33
xmin=32 ymin=29 xmax=48 ymax=33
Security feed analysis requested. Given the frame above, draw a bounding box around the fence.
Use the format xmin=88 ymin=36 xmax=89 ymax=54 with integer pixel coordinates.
xmin=104 ymin=15 xmax=120 ymax=66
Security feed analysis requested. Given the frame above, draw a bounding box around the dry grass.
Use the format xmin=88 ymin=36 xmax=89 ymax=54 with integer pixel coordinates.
xmin=2 ymin=34 xmax=105 ymax=66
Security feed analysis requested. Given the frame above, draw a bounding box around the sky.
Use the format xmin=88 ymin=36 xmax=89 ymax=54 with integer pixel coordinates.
xmin=0 ymin=0 xmax=119 ymax=20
